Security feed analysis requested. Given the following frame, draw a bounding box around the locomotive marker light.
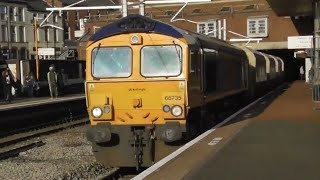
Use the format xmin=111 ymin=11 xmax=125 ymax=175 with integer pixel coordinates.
xmin=104 ymin=106 xmax=111 ymax=113
xmin=163 ymin=105 xmax=171 ymax=112
xmin=171 ymin=105 xmax=183 ymax=117
xmin=130 ymin=34 xmax=142 ymax=45
xmin=92 ymin=107 xmax=103 ymax=118
xmin=131 ymin=35 xmax=139 ymax=43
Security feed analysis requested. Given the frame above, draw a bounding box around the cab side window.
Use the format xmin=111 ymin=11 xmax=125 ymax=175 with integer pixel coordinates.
xmin=190 ymin=50 xmax=200 ymax=79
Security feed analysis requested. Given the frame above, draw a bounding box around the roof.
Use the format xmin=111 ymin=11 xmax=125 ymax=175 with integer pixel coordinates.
xmin=267 ymin=0 xmax=313 ymax=16
xmin=59 ymin=0 xmax=119 ymax=6
xmin=89 ymin=15 xmax=183 ymax=41
xmin=89 ymin=14 xmax=245 ymax=56
xmin=2 ymin=0 xmax=27 ymax=3
xmin=1 ymin=0 xmax=49 ymax=12
xmin=26 ymin=0 xmax=50 ymax=12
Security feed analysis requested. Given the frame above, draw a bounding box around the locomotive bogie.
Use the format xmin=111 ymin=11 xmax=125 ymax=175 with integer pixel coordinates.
xmin=90 ymin=123 xmax=187 ymax=167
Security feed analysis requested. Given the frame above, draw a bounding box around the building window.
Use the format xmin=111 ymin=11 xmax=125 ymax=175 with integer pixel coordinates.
xmin=0 ymin=6 xmax=7 ymax=21
xmin=20 ymin=47 xmax=26 ymax=60
xmin=17 ymin=8 xmax=24 ymax=21
xmin=87 ymin=10 xmax=91 ymax=18
xmin=197 ymin=21 xmax=217 ymax=37
xmin=192 ymin=8 xmax=201 ymax=14
xmin=10 ymin=25 xmax=16 ymax=42
xmin=55 ymin=29 xmax=59 ymax=42
xmin=9 ymin=7 xmax=15 ymax=21
xmin=76 ymin=11 xmax=79 ymax=20
xmin=220 ymin=6 xmax=232 ymax=13
xmin=37 ymin=28 xmax=40 ymax=41
xmin=19 ymin=26 xmax=25 ymax=42
xmin=1 ymin=25 xmax=7 ymax=41
xmin=44 ymin=14 xmax=49 ymax=22
xmin=247 ymin=17 xmax=268 ymax=37
xmin=65 ymin=11 xmax=68 ymax=20
xmin=53 ymin=15 xmax=57 ymax=23
xmin=11 ymin=47 xmax=17 ymax=59
xmin=244 ymin=4 xmax=257 ymax=11
xmin=45 ymin=28 xmax=50 ymax=42
xmin=68 ymin=27 xmax=71 ymax=40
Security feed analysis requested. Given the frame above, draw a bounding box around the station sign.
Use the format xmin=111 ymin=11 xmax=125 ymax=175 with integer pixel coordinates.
xmin=38 ymin=48 xmax=55 ymax=56
xmin=79 ymin=19 xmax=85 ymax=31
xmin=288 ymin=36 xmax=313 ymax=49
xmin=74 ymin=30 xmax=84 ymax=37
xmin=67 ymin=49 xmax=75 ymax=58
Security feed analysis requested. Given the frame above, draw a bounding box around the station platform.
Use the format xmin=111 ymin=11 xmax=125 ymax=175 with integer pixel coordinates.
xmin=136 ymin=81 xmax=320 ymax=180
xmin=0 ymin=94 xmax=85 ymax=112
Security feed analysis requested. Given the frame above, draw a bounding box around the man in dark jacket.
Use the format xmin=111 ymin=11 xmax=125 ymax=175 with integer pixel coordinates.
xmin=2 ymin=68 xmax=12 ymax=102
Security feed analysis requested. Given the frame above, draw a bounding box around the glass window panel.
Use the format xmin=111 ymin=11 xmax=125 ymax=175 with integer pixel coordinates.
xmin=141 ymin=45 xmax=182 ymax=77
xmin=1 ymin=25 xmax=7 ymax=41
xmin=198 ymin=24 xmax=206 ymax=34
xmin=53 ymin=15 xmax=57 ymax=23
xmin=248 ymin=17 xmax=267 ymax=36
xmin=18 ymin=8 xmax=23 ymax=21
xmin=10 ymin=25 xmax=16 ymax=42
xmin=9 ymin=7 xmax=14 ymax=21
xmin=19 ymin=26 xmax=24 ymax=42
xmin=92 ymin=47 xmax=132 ymax=78
xmin=0 ymin=6 xmax=6 ymax=20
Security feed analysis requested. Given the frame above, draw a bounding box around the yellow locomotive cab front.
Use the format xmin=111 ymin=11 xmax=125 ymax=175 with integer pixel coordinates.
xmin=86 ymin=80 xmax=188 ymax=142
xmin=85 ymin=28 xmax=189 ymax=167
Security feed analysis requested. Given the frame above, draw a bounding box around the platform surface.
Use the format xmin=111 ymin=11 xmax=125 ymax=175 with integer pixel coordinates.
xmin=142 ymin=81 xmax=320 ymax=180
xmin=0 ymin=94 xmax=85 ymax=111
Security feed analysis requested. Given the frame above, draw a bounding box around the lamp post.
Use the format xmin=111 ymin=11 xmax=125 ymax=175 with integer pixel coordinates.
xmin=34 ymin=16 xmax=39 ymax=80
xmin=5 ymin=7 xmax=11 ymax=60
xmin=52 ymin=0 xmax=56 ymax=61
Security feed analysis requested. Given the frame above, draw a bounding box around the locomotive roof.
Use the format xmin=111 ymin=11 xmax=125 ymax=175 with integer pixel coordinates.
xmin=89 ymin=14 xmax=245 ymax=56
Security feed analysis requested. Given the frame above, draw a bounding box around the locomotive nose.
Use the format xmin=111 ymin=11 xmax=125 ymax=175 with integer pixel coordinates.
xmin=86 ymin=123 xmax=112 ymax=143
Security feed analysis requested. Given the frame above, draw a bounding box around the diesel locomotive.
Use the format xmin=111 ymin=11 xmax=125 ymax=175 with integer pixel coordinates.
xmin=85 ymin=15 xmax=284 ymax=169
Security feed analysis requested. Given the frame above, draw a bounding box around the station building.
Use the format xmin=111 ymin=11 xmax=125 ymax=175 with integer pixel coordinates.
xmin=0 ymin=0 xmax=64 ymax=61
xmin=80 ymin=0 xmax=315 ymax=81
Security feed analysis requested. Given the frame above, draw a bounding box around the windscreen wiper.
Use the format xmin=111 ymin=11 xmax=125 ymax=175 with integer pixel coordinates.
xmin=92 ymin=43 xmax=101 ymax=74
xmin=172 ymin=40 xmax=181 ymax=62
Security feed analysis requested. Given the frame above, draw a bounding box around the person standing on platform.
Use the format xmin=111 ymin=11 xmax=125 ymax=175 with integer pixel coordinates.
xmin=57 ymin=69 xmax=66 ymax=96
xmin=2 ymin=68 xmax=12 ymax=103
xmin=26 ymin=72 xmax=35 ymax=97
xmin=47 ymin=66 xmax=58 ymax=98
xmin=309 ymin=66 xmax=314 ymax=83
xmin=300 ymin=65 xmax=305 ymax=80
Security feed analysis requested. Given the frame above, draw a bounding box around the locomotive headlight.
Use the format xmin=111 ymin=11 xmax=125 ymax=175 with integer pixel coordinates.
xmin=171 ymin=105 xmax=183 ymax=117
xmin=92 ymin=107 xmax=103 ymax=118
xmin=163 ymin=105 xmax=170 ymax=112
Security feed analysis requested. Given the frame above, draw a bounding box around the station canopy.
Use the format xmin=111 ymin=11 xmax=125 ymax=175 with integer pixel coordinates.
xmin=266 ymin=0 xmax=314 ymax=16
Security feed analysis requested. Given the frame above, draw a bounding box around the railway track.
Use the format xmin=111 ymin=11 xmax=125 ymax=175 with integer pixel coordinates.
xmin=0 ymin=117 xmax=89 ymax=161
